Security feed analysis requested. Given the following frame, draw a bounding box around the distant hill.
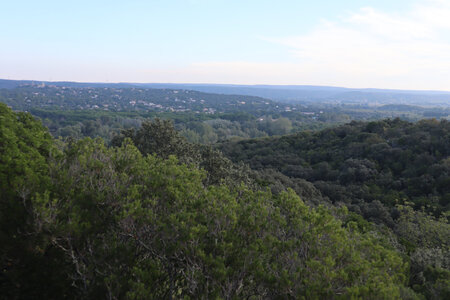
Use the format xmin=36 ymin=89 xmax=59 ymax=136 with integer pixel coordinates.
xmin=0 ymin=79 xmax=139 ymax=89
xmin=1 ymin=79 xmax=449 ymax=106
xmin=0 ymin=84 xmax=278 ymax=114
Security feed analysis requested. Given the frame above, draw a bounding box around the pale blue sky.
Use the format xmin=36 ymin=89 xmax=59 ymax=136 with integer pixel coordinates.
xmin=1 ymin=0 xmax=450 ymax=90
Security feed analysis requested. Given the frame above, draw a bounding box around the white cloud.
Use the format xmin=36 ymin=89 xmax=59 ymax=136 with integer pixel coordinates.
xmin=258 ymin=0 xmax=450 ymax=90
xmin=412 ymin=0 xmax=450 ymax=30
xmin=157 ymin=0 xmax=450 ymax=90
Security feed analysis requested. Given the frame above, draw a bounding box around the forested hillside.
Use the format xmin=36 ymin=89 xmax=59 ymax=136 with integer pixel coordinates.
xmin=2 ymin=79 xmax=450 ymax=106
xmin=2 ymin=85 xmax=448 ymax=147
xmin=3 ymin=103 xmax=448 ymax=299
xmin=220 ymin=119 xmax=450 ymax=215
xmin=0 ymin=85 xmax=278 ymax=113
xmin=219 ymin=118 xmax=450 ymax=298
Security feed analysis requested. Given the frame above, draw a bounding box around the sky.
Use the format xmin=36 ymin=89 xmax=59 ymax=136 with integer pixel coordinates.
xmin=1 ymin=0 xmax=450 ymax=90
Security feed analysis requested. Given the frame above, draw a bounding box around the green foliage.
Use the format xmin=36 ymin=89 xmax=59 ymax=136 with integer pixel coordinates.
xmin=394 ymin=204 xmax=450 ymax=297
xmin=6 ymin=84 xmax=444 ymax=144
xmin=219 ymin=118 xmax=450 ymax=299
xmin=2 ymin=109 xmax=446 ymax=299
xmin=0 ymin=103 xmax=72 ymax=298
xmin=113 ymin=118 xmax=254 ymax=187
xmin=219 ymin=119 xmax=450 ymax=216
xmin=31 ymin=139 xmax=409 ymax=298
xmin=0 ymin=103 xmax=52 ymax=199
xmin=116 ymin=118 xmax=201 ymax=165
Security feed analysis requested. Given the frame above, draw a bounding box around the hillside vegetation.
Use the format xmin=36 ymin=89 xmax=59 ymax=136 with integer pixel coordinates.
xmin=219 ymin=118 xmax=450 ymax=298
xmin=220 ymin=119 xmax=450 ymax=216
xmin=1 ymin=103 xmax=448 ymax=299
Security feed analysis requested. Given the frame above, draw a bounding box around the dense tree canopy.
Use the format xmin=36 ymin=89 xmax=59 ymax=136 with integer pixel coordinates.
xmin=219 ymin=119 xmax=450 ymax=216
xmin=1 ymin=103 xmax=432 ymax=299
xmin=219 ymin=118 xmax=450 ymax=298
xmin=0 ymin=103 xmax=72 ymax=298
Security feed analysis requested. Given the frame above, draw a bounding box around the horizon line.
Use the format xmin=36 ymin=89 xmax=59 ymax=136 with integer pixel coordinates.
xmin=1 ymin=77 xmax=450 ymax=94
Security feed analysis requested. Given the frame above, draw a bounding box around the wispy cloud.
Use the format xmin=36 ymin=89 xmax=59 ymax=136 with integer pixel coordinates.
xmin=258 ymin=0 xmax=450 ymax=89
xmin=161 ymin=0 xmax=450 ymax=89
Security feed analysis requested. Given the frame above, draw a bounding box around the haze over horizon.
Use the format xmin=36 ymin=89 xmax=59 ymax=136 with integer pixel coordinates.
xmin=4 ymin=78 xmax=450 ymax=94
xmin=2 ymin=0 xmax=450 ymax=91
